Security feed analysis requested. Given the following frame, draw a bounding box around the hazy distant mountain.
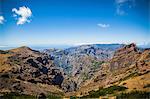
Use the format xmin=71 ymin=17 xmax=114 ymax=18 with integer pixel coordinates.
xmin=43 ymin=44 xmax=123 ymax=72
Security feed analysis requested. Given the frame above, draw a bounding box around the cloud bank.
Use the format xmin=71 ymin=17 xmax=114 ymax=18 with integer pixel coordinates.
xmin=12 ymin=6 xmax=32 ymax=25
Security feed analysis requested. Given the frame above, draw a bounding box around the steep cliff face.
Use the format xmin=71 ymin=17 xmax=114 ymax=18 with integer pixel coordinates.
xmin=72 ymin=43 xmax=150 ymax=97
xmin=109 ymin=43 xmax=150 ymax=75
xmin=43 ymin=44 xmax=123 ymax=90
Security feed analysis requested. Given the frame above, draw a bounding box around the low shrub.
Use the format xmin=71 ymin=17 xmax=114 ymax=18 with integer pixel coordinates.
xmin=0 ymin=92 xmax=36 ymax=99
xmin=116 ymin=91 xmax=150 ymax=99
xmin=81 ymin=85 xmax=127 ymax=98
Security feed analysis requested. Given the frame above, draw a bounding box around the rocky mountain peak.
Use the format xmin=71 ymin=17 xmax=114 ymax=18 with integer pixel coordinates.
xmin=114 ymin=43 xmax=139 ymax=56
xmin=124 ymin=43 xmax=137 ymax=50
xmin=19 ymin=46 xmax=32 ymax=50
xmin=10 ymin=46 xmax=32 ymax=52
xmin=10 ymin=46 xmax=40 ymax=58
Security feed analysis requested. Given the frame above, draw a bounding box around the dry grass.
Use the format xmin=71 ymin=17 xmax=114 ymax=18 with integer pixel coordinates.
xmin=119 ymin=72 xmax=150 ymax=92
xmin=0 ymin=53 xmax=12 ymax=72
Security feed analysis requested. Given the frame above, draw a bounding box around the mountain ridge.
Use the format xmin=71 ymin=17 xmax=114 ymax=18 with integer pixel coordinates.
xmin=0 ymin=43 xmax=149 ymax=98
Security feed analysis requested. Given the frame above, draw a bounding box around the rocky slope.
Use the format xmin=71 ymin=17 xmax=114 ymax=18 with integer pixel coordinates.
xmin=0 ymin=46 xmax=65 ymax=96
xmin=43 ymin=44 xmax=123 ymax=90
xmin=0 ymin=43 xmax=149 ymax=98
xmin=69 ymin=43 xmax=150 ymax=97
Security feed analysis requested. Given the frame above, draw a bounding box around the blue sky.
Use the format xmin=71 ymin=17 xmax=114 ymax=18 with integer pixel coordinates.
xmin=0 ymin=0 xmax=149 ymax=46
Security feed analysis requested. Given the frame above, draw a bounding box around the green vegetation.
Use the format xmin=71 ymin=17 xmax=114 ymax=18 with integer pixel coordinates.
xmin=79 ymin=86 xmax=150 ymax=99
xmin=70 ymin=96 xmax=77 ymax=99
xmin=92 ymin=61 xmax=104 ymax=70
xmin=0 ymin=92 xmax=37 ymax=99
xmin=47 ymin=94 xmax=62 ymax=99
xmin=1 ymin=92 xmax=62 ymax=99
xmin=116 ymin=91 xmax=150 ymax=99
xmin=0 ymin=50 xmax=9 ymax=54
xmin=82 ymin=72 xmax=89 ymax=81
xmin=47 ymin=92 xmax=63 ymax=99
xmin=81 ymin=85 xmax=127 ymax=98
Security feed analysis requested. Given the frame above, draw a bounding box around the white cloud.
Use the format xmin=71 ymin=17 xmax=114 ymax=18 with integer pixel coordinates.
xmin=97 ymin=23 xmax=110 ymax=28
xmin=116 ymin=0 xmax=128 ymax=4
xmin=12 ymin=6 xmax=32 ymax=25
xmin=115 ymin=0 xmax=135 ymax=15
xmin=0 ymin=16 xmax=4 ymax=24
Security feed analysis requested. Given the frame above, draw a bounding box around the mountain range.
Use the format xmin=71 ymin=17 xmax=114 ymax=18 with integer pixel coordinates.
xmin=0 ymin=43 xmax=149 ymax=98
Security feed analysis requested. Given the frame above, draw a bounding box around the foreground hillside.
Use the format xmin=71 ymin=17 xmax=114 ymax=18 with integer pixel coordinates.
xmin=0 ymin=46 xmax=64 ymax=97
xmin=0 ymin=44 xmax=150 ymax=98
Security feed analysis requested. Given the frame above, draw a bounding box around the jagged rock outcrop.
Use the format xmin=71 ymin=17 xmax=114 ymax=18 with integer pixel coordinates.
xmin=94 ymin=43 xmax=150 ymax=85
xmin=62 ymin=79 xmax=77 ymax=92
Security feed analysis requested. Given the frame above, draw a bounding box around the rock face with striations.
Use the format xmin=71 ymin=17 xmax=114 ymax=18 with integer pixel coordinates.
xmin=95 ymin=43 xmax=150 ymax=84
xmin=74 ymin=43 xmax=150 ymax=96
